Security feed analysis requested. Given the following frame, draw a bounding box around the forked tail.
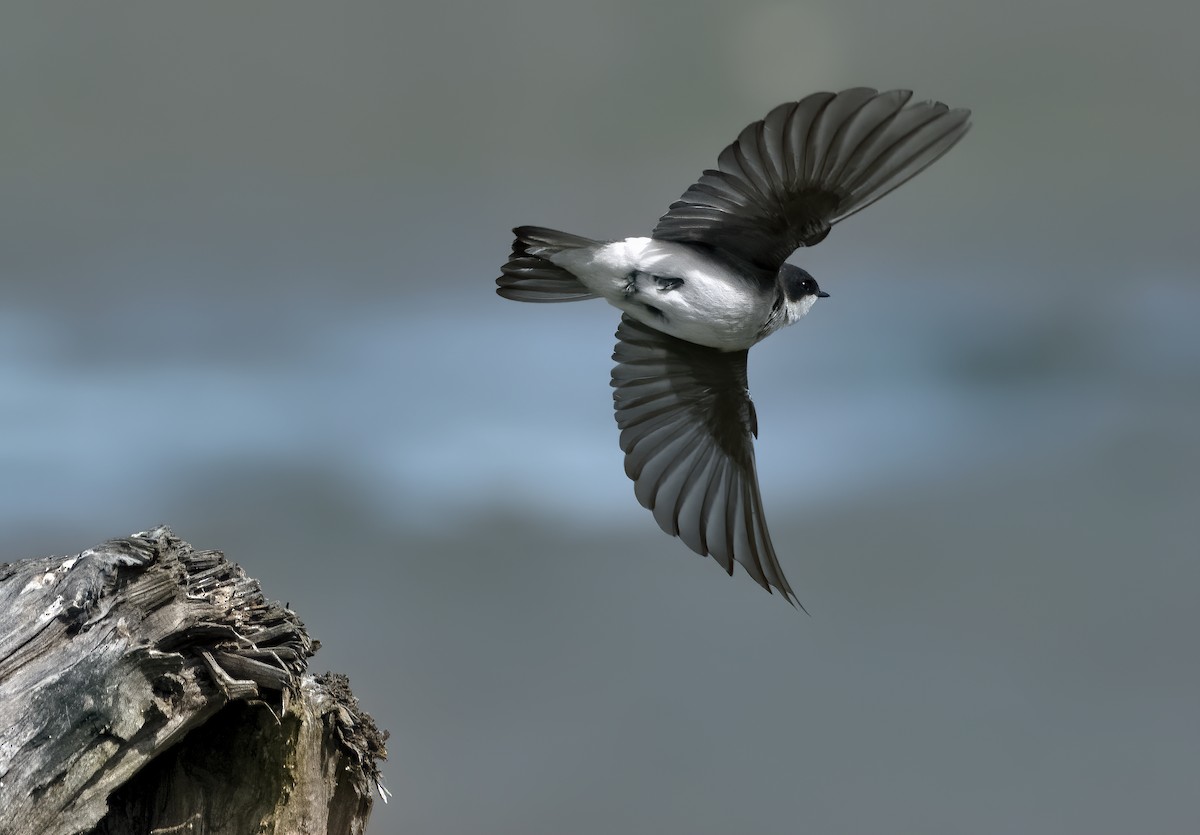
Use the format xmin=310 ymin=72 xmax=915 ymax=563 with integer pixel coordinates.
xmin=496 ymin=226 xmax=601 ymax=303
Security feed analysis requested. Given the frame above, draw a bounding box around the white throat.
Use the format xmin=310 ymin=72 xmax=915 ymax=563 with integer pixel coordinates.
xmin=783 ymin=294 xmax=819 ymax=325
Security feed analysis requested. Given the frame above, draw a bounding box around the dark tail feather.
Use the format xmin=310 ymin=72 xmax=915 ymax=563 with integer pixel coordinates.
xmin=496 ymin=226 xmax=601 ymax=303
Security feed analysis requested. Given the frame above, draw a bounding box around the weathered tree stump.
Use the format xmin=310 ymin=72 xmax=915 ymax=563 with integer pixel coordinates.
xmin=0 ymin=526 xmax=388 ymax=835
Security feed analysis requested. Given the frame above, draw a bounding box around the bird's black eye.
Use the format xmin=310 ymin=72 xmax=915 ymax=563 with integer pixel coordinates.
xmin=782 ymin=267 xmax=823 ymax=301
xmin=797 ymin=277 xmax=822 ymax=297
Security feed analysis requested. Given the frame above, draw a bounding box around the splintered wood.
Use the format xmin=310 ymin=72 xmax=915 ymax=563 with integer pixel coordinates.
xmin=0 ymin=526 xmax=388 ymax=835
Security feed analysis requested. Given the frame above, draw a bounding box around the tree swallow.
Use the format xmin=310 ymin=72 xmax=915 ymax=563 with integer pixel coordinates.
xmin=496 ymin=88 xmax=970 ymax=606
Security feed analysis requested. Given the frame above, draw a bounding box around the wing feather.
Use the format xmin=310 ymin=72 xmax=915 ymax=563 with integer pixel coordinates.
xmin=652 ymin=88 xmax=970 ymax=272
xmin=611 ymin=315 xmax=799 ymax=605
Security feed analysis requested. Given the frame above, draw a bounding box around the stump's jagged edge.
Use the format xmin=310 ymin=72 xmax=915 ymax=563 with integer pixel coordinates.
xmin=0 ymin=525 xmax=388 ymax=835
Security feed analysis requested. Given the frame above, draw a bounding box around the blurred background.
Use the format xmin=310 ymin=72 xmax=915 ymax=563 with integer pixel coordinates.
xmin=3 ymin=1 xmax=1198 ymax=832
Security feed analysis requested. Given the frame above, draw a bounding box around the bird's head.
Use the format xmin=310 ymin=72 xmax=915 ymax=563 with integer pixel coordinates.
xmin=779 ymin=264 xmax=829 ymax=324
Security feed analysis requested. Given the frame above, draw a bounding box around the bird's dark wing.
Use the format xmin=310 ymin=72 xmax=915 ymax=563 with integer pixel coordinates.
xmin=611 ymin=315 xmax=799 ymax=606
xmin=652 ymin=88 xmax=971 ymax=273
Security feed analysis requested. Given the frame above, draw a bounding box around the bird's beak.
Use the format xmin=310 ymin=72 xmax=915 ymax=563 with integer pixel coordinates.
xmin=817 ymin=290 xmax=830 ymax=298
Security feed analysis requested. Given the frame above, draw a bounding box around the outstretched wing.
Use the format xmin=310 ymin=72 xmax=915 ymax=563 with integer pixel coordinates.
xmin=611 ymin=315 xmax=799 ymax=606
xmin=652 ymin=88 xmax=971 ymax=273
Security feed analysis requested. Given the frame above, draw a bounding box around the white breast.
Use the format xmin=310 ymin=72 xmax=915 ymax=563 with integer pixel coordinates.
xmin=551 ymin=237 xmax=773 ymax=350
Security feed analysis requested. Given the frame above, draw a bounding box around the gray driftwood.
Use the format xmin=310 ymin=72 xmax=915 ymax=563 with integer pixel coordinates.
xmin=0 ymin=526 xmax=388 ymax=835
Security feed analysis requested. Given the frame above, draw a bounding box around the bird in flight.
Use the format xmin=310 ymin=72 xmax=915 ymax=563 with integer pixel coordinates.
xmin=497 ymin=88 xmax=970 ymax=607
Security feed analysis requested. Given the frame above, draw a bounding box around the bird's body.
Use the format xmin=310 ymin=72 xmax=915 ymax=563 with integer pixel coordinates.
xmin=496 ymin=88 xmax=971 ymax=606
xmin=541 ymin=237 xmax=791 ymax=350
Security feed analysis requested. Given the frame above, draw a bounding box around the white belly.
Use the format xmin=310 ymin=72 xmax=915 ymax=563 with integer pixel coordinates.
xmin=550 ymin=237 xmax=773 ymax=350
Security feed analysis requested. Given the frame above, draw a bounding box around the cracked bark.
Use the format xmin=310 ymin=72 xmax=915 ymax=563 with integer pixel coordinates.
xmin=0 ymin=526 xmax=388 ymax=835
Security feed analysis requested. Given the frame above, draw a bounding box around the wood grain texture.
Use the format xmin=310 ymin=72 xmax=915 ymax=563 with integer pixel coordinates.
xmin=0 ymin=526 xmax=388 ymax=835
